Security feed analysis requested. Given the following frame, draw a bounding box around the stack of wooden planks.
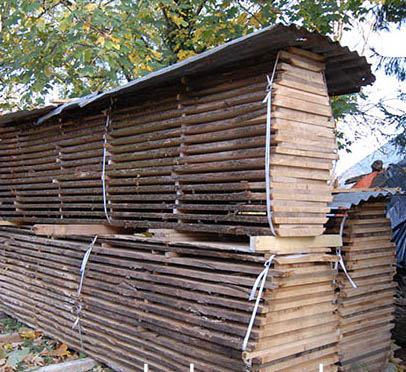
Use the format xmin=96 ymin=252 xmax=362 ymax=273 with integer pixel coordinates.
xmin=268 ymin=49 xmax=335 ymax=236
xmin=0 ymin=47 xmax=336 ymax=236
xmin=0 ymin=116 xmax=107 ymax=223
xmin=248 ymin=236 xmax=340 ymax=371
xmin=328 ymin=200 xmax=396 ymax=371
xmin=0 ymin=226 xmax=342 ymax=371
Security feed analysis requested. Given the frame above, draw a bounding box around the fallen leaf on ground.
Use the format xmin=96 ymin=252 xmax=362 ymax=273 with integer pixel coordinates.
xmin=6 ymin=347 xmax=30 ymax=367
xmin=1 ymin=365 xmax=16 ymax=372
xmin=43 ymin=343 xmax=70 ymax=357
xmin=22 ymin=353 xmax=45 ymax=368
xmin=18 ymin=329 xmax=36 ymax=340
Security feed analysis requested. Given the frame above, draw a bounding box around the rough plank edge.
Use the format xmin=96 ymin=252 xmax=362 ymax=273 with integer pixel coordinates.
xmin=32 ymin=224 xmax=132 ymax=236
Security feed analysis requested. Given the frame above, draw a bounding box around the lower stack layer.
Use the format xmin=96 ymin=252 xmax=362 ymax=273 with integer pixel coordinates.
xmin=249 ymin=252 xmax=339 ymax=372
xmin=333 ymin=200 xmax=396 ymax=372
xmin=0 ymin=226 xmax=340 ymax=371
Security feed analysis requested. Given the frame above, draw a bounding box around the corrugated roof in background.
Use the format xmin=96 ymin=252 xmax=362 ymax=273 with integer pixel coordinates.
xmin=329 ymin=190 xmax=401 ymax=210
xmin=0 ymin=23 xmax=375 ymax=127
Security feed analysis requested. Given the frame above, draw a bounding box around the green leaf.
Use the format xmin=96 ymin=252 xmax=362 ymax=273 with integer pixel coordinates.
xmin=7 ymin=347 xmax=31 ymax=367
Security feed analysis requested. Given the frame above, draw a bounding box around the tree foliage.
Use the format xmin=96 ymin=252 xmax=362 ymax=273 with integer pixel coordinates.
xmin=0 ymin=0 xmax=404 ymax=112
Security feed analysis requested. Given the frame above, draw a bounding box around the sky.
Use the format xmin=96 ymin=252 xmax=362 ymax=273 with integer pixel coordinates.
xmin=335 ymin=23 xmax=406 ymax=175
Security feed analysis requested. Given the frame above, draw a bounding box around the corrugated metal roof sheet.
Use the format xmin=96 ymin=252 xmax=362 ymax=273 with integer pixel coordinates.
xmin=0 ymin=105 xmax=56 ymax=126
xmin=0 ymin=23 xmax=375 ymax=127
xmin=329 ymin=190 xmax=401 ymax=210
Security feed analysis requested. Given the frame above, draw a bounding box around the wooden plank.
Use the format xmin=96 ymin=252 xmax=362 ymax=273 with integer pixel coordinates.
xmin=274 ymin=254 xmax=339 ymax=264
xmin=32 ymin=224 xmax=132 ymax=236
xmin=279 ymin=51 xmax=325 ymax=72
xmin=243 ymin=331 xmax=339 ymax=361
xmin=28 ymin=358 xmax=98 ymax=372
xmin=251 ymin=234 xmax=342 ymax=252
xmin=0 ymin=332 xmax=22 ymax=343
xmin=273 ymin=96 xmax=332 ymax=117
xmin=0 ymin=221 xmax=22 ymax=226
xmin=287 ymin=47 xmax=327 ymax=62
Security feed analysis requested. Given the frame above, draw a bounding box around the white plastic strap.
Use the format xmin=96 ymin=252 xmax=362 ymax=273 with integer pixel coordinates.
xmin=337 ymin=215 xmax=357 ymax=288
xmin=102 ymin=114 xmax=112 ymax=224
xmin=73 ymin=236 xmax=98 ymax=349
xmin=77 ymin=235 xmax=98 ymax=296
xmin=242 ymin=255 xmax=276 ymax=351
xmin=263 ymin=52 xmax=280 ymax=236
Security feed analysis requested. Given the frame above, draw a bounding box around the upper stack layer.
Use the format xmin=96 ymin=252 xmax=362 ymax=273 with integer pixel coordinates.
xmin=269 ymin=50 xmax=335 ymax=236
xmin=0 ymin=48 xmax=335 ymax=236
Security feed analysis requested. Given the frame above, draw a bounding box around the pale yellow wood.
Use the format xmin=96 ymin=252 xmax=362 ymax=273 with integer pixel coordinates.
xmin=272 ymin=118 xmax=336 ymax=140
xmin=273 ymin=216 xmax=329 ymax=224
xmin=270 ymin=165 xmax=334 ymax=181
xmin=257 ymin=322 xmax=337 ymax=349
xmin=271 ymin=202 xmax=331 ymax=214
xmin=271 ymin=192 xmax=333 ymax=203
xmin=270 ymin=181 xmax=333 ymax=192
xmin=273 ymin=83 xmax=330 ymax=106
xmin=287 ymin=47 xmax=327 ymax=62
xmin=251 ymin=234 xmax=341 ymax=252
xmin=273 ymin=96 xmax=332 ymax=117
xmin=279 ymin=50 xmax=325 ymax=72
xmin=270 ymin=154 xmax=334 ymax=170
xmin=266 ymin=292 xmax=337 ymax=312
xmin=274 ymin=353 xmax=338 ymax=372
xmin=339 ymin=307 xmax=394 ymax=327
xmin=274 ymin=254 xmax=339 ymax=264
xmin=243 ymin=331 xmax=339 ymax=361
xmin=266 ymin=282 xmax=334 ymax=300
xmin=276 ymin=76 xmax=327 ymax=97
xmin=275 ymin=107 xmax=332 ymax=127
xmin=272 ymin=272 xmax=337 ymax=288
xmin=259 ymin=346 xmax=337 ymax=372
xmin=277 ymin=62 xmax=325 ymax=85
xmin=0 ymin=221 xmax=22 ymax=226
xmin=273 ymin=133 xmax=338 ymax=149
xmin=260 ymin=312 xmax=337 ymax=338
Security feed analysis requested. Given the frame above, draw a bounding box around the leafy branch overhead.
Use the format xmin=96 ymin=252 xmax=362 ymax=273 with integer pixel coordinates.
xmin=0 ymin=0 xmax=404 ymax=112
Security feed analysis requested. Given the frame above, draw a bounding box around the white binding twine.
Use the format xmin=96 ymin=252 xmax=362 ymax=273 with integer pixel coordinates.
xmin=102 ymin=113 xmax=112 ymax=224
xmin=263 ymin=52 xmax=280 ymax=236
xmin=336 ymin=214 xmax=357 ymax=288
xmin=73 ymin=235 xmax=98 ymax=349
xmin=242 ymin=255 xmax=276 ymax=351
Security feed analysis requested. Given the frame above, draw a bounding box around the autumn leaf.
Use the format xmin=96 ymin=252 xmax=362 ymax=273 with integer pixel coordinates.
xmin=44 ymin=343 xmax=71 ymax=358
xmin=18 ymin=328 xmax=36 ymax=340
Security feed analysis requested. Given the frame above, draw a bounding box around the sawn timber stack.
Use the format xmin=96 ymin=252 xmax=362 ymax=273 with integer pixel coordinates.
xmin=0 ymin=226 xmax=341 ymax=371
xmin=327 ymin=199 xmax=396 ymax=371
xmin=0 ymin=48 xmax=336 ymax=236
